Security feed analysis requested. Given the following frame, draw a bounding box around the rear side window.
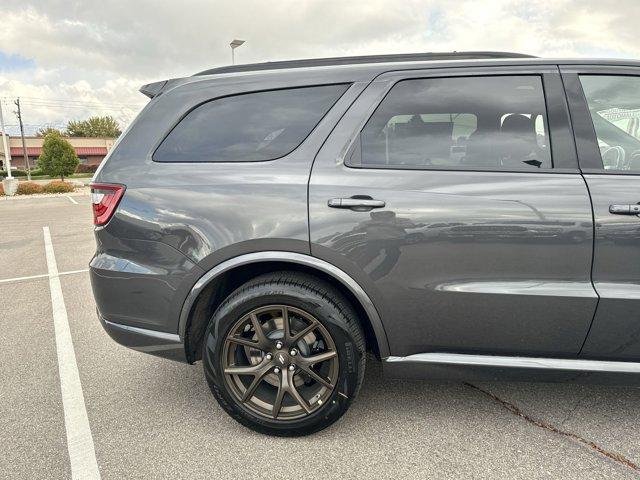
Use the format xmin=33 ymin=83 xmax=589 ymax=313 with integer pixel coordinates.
xmin=357 ymin=76 xmax=552 ymax=170
xmin=580 ymin=75 xmax=640 ymax=171
xmin=154 ymin=84 xmax=349 ymax=162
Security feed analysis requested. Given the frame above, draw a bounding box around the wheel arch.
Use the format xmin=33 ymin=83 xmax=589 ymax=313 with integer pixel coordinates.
xmin=179 ymin=252 xmax=390 ymax=363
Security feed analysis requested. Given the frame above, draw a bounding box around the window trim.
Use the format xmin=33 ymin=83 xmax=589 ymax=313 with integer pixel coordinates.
xmin=151 ymin=83 xmax=351 ymax=164
xmin=561 ymin=66 xmax=640 ymax=175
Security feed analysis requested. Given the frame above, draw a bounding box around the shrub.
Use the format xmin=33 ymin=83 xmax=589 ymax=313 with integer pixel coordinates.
xmin=43 ymin=181 xmax=75 ymax=193
xmin=38 ymin=132 xmax=79 ymax=181
xmin=75 ymin=164 xmax=99 ymax=174
xmin=0 ymin=169 xmax=28 ymax=177
xmin=0 ymin=183 xmax=4 ymax=196
xmin=0 ymin=168 xmax=43 ymax=177
xmin=16 ymin=182 xmax=44 ymax=195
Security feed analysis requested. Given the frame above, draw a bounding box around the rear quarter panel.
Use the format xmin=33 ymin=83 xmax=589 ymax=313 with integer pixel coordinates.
xmin=91 ymin=74 xmax=369 ymax=333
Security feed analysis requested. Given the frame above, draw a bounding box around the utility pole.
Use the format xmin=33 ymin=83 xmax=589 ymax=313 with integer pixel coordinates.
xmin=0 ymin=99 xmax=18 ymax=195
xmin=14 ymin=98 xmax=31 ymax=181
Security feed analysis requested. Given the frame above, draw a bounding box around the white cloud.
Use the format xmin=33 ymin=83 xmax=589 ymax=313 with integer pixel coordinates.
xmin=1 ymin=0 xmax=639 ymax=134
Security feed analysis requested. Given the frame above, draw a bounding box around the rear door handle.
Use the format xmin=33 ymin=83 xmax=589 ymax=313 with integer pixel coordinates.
xmin=328 ymin=197 xmax=386 ymax=210
xmin=609 ymin=204 xmax=640 ymax=215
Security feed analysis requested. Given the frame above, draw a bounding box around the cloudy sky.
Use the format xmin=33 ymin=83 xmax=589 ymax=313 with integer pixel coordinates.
xmin=1 ymin=0 xmax=638 ymax=135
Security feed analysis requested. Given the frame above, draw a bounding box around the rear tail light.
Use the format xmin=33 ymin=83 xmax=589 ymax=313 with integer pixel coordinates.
xmin=91 ymin=183 xmax=125 ymax=226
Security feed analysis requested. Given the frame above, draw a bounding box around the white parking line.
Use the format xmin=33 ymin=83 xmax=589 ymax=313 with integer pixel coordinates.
xmin=59 ymin=269 xmax=90 ymax=277
xmin=67 ymin=196 xmax=79 ymax=205
xmin=43 ymin=227 xmax=100 ymax=480
xmin=0 ymin=269 xmax=89 ymax=285
xmin=0 ymin=273 xmax=49 ymax=284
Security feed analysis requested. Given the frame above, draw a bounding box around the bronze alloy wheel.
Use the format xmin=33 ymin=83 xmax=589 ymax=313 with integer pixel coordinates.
xmin=222 ymin=305 xmax=339 ymax=420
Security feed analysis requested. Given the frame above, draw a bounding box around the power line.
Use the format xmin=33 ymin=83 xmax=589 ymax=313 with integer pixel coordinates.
xmin=1 ymin=95 xmax=146 ymax=108
xmin=2 ymin=124 xmax=67 ymax=127
xmin=19 ymin=100 xmax=145 ymax=109
xmin=19 ymin=96 xmax=145 ymax=106
xmin=18 ymin=99 xmax=143 ymax=108
xmin=19 ymin=103 xmax=142 ymax=112
xmin=0 ymin=98 xmax=146 ymax=112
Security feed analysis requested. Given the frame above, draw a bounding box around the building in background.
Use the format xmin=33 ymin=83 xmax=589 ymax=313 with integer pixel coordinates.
xmin=0 ymin=135 xmax=115 ymax=170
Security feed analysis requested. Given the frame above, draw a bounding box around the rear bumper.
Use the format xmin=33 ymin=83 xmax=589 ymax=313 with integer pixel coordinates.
xmin=98 ymin=311 xmax=187 ymax=363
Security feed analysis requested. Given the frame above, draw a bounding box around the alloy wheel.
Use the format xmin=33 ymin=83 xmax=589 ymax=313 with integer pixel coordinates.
xmin=222 ymin=305 xmax=339 ymax=420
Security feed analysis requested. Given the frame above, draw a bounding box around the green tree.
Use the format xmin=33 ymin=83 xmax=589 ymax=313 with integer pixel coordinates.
xmin=36 ymin=126 xmax=64 ymax=137
xmin=37 ymin=132 xmax=79 ymax=181
xmin=66 ymin=115 xmax=121 ymax=138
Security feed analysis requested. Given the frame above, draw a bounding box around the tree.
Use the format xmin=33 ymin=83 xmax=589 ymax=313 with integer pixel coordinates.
xmin=37 ymin=132 xmax=79 ymax=181
xmin=36 ymin=126 xmax=64 ymax=137
xmin=66 ymin=115 xmax=121 ymax=138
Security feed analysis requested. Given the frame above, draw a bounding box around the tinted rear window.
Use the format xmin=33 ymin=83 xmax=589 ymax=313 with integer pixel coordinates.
xmin=153 ymin=84 xmax=349 ymax=162
xmin=358 ymin=76 xmax=552 ymax=170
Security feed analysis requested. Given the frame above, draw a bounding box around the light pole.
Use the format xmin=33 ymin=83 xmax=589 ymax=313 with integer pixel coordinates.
xmin=230 ymin=39 xmax=245 ymax=65
xmin=0 ymin=99 xmax=18 ymax=196
xmin=0 ymin=100 xmax=11 ymax=177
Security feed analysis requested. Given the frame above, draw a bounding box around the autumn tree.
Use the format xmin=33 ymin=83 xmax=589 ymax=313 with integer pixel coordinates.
xmin=37 ymin=132 xmax=79 ymax=181
xmin=36 ymin=126 xmax=64 ymax=137
xmin=66 ymin=115 xmax=122 ymax=137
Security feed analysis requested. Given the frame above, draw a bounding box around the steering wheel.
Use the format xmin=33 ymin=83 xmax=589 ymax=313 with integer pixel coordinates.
xmin=629 ymin=150 xmax=640 ymax=170
xmin=601 ymin=146 xmax=626 ymax=170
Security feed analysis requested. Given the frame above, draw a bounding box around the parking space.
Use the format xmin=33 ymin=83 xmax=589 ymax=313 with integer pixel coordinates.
xmin=1 ymin=195 xmax=639 ymax=479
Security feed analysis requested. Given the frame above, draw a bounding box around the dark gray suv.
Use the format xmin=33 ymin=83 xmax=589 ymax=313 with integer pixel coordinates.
xmin=90 ymin=51 xmax=640 ymax=436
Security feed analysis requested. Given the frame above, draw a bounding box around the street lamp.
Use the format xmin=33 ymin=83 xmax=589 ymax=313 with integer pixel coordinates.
xmin=230 ymin=39 xmax=245 ymax=65
xmin=0 ymin=99 xmax=18 ymax=196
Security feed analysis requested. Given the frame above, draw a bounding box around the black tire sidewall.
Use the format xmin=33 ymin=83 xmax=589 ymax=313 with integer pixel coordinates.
xmin=203 ymin=282 xmax=364 ymax=436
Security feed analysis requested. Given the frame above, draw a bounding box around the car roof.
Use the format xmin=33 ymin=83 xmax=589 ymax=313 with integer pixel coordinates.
xmin=194 ymin=52 xmax=640 ymax=79
xmin=195 ymin=51 xmax=536 ymax=76
xmin=142 ymin=53 xmax=640 ymax=100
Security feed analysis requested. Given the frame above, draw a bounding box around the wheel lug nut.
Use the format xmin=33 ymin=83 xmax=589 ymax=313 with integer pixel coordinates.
xmin=275 ymin=341 xmax=283 ymax=350
xmin=290 ymin=349 xmax=297 ymax=356
xmin=274 ymin=367 xmax=280 ymax=374
xmin=265 ymin=353 xmax=272 ymax=360
xmin=289 ymin=364 xmax=296 ymax=371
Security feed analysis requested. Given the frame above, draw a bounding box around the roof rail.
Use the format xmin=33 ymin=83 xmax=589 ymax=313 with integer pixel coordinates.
xmin=195 ymin=51 xmax=537 ymax=76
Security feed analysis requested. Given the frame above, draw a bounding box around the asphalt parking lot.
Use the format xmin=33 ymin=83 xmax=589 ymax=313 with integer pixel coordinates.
xmin=1 ymin=194 xmax=640 ymax=479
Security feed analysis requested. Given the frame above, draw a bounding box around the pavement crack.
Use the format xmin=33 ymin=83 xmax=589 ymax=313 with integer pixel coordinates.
xmin=464 ymin=382 xmax=640 ymax=473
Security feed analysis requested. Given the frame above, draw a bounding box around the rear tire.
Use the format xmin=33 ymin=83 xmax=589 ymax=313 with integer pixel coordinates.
xmin=202 ymin=271 xmax=366 ymax=436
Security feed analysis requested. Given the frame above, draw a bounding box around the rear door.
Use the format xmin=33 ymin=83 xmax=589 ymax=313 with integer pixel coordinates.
xmin=309 ymin=65 xmax=597 ymax=358
xmin=562 ymin=66 xmax=640 ymax=361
